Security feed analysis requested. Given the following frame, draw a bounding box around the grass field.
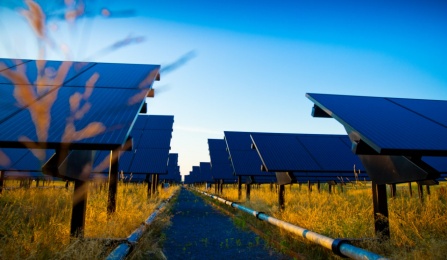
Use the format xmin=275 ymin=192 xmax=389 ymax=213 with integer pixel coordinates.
xmin=197 ymin=182 xmax=447 ymax=259
xmin=0 ymin=180 xmax=178 ymax=259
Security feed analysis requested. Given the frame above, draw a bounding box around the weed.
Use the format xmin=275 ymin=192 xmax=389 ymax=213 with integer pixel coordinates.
xmin=0 ymin=181 xmax=179 ymax=259
xmin=196 ymin=182 xmax=447 ymax=259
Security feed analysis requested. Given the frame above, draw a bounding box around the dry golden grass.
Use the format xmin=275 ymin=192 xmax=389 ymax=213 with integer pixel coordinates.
xmin=0 ymin=180 xmax=178 ymax=259
xmin=198 ymin=182 xmax=447 ymax=259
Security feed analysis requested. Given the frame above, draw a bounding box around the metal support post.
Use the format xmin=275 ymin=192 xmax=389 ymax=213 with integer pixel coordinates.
xmin=278 ymin=184 xmax=285 ymax=211
xmin=108 ymin=150 xmax=118 ymax=215
xmin=371 ymin=182 xmax=390 ymax=239
xmin=408 ymin=182 xmax=413 ymax=197
xmin=146 ymin=174 xmax=152 ymax=199
xmin=151 ymin=174 xmax=157 ymax=197
xmin=70 ymin=179 xmax=88 ymax=237
xmin=390 ymin=183 xmax=397 ymax=198
xmin=237 ymin=176 xmax=242 ymax=200
xmin=246 ymin=183 xmax=251 ymax=201
xmin=155 ymin=174 xmax=159 ymax=194
xmin=0 ymin=170 xmax=4 ymax=194
xmin=417 ymin=183 xmax=423 ymax=202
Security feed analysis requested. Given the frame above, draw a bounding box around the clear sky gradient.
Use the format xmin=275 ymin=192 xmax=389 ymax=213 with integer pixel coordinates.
xmin=1 ymin=0 xmax=447 ymax=176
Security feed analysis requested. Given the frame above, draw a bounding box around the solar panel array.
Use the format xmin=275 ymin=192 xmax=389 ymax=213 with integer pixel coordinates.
xmin=199 ymin=162 xmax=214 ymax=183
xmin=159 ymin=153 xmax=182 ymax=183
xmin=251 ymin=133 xmax=365 ymax=173
xmin=0 ymin=59 xmax=160 ymax=151
xmin=184 ymin=166 xmax=201 ymax=184
xmin=306 ymin=93 xmax=447 ymax=156
xmin=224 ymin=131 xmax=272 ymax=176
xmin=92 ymin=115 xmax=174 ymax=175
xmin=208 ymin=139 xmax=237 ymax=182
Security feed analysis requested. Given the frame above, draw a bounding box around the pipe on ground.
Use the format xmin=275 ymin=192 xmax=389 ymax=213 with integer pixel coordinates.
xmin=106 ymin=194 xmax=174 ymax=260
xmin=196 ymin=189 xmax=386 ymax=260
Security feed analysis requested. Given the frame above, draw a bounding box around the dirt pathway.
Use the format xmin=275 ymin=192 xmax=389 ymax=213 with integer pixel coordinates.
xmin=162 ymin=188 xmax=290 ymax=259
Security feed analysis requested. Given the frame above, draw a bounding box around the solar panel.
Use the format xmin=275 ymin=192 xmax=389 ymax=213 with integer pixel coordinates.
xmin=0 ymin=148 xmax=29 ymax=170
xmin=0 ymin=60 xmax=95 ymax=86
xmin=168 ymin=153 xmax=178 ymax=167
xmin=297 ymin=135 xmax=364 ymax=172
xmin=64 ymin=63 xmax=159 ymax=89
xmin=224 ymin=131 xmax=272 ymax=176
xmin=91 ymin=116 xmax=174 ymax=175
xmin=146 ymin=115 xmax=175 ymax=130
xmin=129 ymin=148 xmax=170 ymax=174
xmin=422 ymin=157 xmax=447 ymax=173
xmin=138 ymin=129 xmax=172 ymax=149
xmin=0 ymin=87 xmax=147 ymax=150
xmin=132 ymin=116 xmax=149 ymax=130
xmin=306 ymin=93 xmax=447 ymax=156
xmin=184 ymin=166 xmax=201 ymax=184
xmin=92 ymin=150 xmax=111 ymax=173
xmin=11 ymin=149 xmax=55 ymax=171
xmin=199 ymin=162 xmax=214 ymax=183
xmin=251 ymin=133 xmax=320 ymax=172
xmin=250 ymin=133 xmax=364 ymax=173
xmin=208 ymin=139 xmax=237 ymax=181
xmin=160 ymin=154 xmax=181 ymax=182
xmin=0 ymin=59 xmax=160 ymax=152
xmin=0 ymin=59 xmax=29 ymax=72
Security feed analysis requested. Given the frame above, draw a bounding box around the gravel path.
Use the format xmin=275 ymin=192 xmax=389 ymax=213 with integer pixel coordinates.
xmin=162 ymin=188 xmax=290 ymax=259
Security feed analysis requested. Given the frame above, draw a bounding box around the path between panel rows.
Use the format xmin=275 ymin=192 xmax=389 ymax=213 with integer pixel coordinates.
xmin=162 ymin=188 xmax=291 ymax=259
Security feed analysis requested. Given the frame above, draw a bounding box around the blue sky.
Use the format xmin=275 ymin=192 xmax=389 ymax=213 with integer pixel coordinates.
xmin=1 ymin=0 xmax=447 ymax=176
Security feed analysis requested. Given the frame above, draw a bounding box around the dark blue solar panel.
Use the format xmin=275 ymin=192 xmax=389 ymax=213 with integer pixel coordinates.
xmin=64 ymin=63 xmax=160 ymax=89
xmin=422 ymin=156 xmax=447 ymax=173
xmin=161 ymin=164 xmax=181 ymax=181
xmin=92 ymin=150 xmax=110 ymax=173
xmin=228 ymin=150 xmax=269 ymax=176
xmin=208 ymin=139 xmax=236 ymax=180
xmin=11 ymin=149 xmax=54 ymax=171
xmin=0 ymin=59 xmax=29 ymax=71
xmin=123 ymin=115 xmax=173 ymax=175
xmin=224 ymin=131 xmax=253 ymax=150
xmin=0 ymin=87 xmax=146 ymax=149
xmin=224 ymin=131 xmax=272 ymax=176
xmin=306 ymin=93 xmax=447 ymax=155
xmin=297 ymin=135 xmax=365 ymax=172
xmin=145 ymin=115 xmax=174 ymax=130
xmin=209 ymin=149 xmax=231 ymax=165
xmin=168 ymin=153 xmax=178 ymax=167
xmin=0 ymin=148 xmax=29 ymax=170
xmin=199 ymin=162 xmax=214 ymax=182
xmin=118 ymin=151 xmax=134 ymax=173
xmin=185 ymin=166 xmax=202 ymax=184
xmin=138 ymin=130 xmax=172 ymax=149
xmin=252 ymin=175 xmax=276 ymax=184
xmin=388 ymin=98 xmax=447 ymax=128
xmin=0 ymin=84 xmax=61 ymax=123
xmin=129 ymin=148 xmax=169 ymax=174
xmin=250 ymin=133 xmax=320 ymax=172
xmin=132 ymin=116 xmax=148 ymax=130
xmin=129 ymin=129 xmax=143 ymax=148
xmin=0 ymin=60 xmax=94 ymax=86
xmin=251 ymin=133 xmax=365 ymax=173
